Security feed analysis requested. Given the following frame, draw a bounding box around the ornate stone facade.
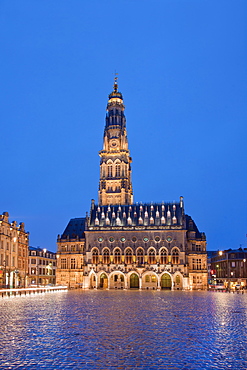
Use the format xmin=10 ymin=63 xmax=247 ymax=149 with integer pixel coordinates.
xmin=56 ymin=79 xmax=207 ymax=290
xmin=0 ymin=212 xmax=29 ymax=288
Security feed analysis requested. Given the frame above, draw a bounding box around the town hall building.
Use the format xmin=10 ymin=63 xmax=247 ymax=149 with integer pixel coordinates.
xmin=56 ymin=78 xmax=207 ymax=290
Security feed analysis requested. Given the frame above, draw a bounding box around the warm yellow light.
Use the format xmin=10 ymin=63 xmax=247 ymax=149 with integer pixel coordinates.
xmin=219 ymin=251 xmax=223 ymax=256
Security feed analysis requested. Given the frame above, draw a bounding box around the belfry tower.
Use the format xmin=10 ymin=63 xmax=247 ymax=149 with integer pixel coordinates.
xmin=98 ymin=77 xmax=133 ymax=205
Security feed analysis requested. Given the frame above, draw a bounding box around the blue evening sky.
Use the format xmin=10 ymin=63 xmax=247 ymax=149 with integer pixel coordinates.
xmin=0 ymin=1 xmax=246 ymax=251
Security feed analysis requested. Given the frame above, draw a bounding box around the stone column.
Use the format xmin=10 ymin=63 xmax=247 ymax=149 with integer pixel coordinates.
xmin=139 ymin=276 xmax=142 ymax=290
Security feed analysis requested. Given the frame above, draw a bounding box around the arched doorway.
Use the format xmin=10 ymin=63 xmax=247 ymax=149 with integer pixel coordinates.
xmin=161 ymin=273 xmax=172 ymax=290
xmin=99 ymin=273 xmax=108 ymax=289
xmin=130 ymin=273 xmax=139 ymax=289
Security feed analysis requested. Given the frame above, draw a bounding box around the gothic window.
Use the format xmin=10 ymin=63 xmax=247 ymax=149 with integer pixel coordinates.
xmin=148 ymin=249 xmax=156 ymax=264
xmin=116 ymin=164 xmax=120 ymax=178
xmin=172 ymin=248 xmax=179 ymax=264
xmin=108 ymin=165 xmax=113 ymax=178
xmin=160 ymin=248 xmax=168 ymax=264
xmin=125 ymin=248 xmax=133 ymax=264
xmin=103 ymin=248 xmax=110 ymax=264
xmin=92 ymin=248 xmax=99 ymax=264
xmin=136 ymin=248 xmax=144 ymax=265
xmin=114 ymin=248 xmax=121 ymax=264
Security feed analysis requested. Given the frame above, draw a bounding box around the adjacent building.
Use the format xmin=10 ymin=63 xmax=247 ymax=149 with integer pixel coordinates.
xmin=0 ymin=212 xmax=29 ymax=288
xmin=210 ymin=248 xmax=247 ymax=290
xmin=57 ymin=78 xmax=207 ymax=290
xmin=29 ymin=247 xmax=57 ymax=286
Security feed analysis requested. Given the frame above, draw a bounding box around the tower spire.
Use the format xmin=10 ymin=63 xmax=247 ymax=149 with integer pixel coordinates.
xmin=98 ymin=78 xmax=133 ymax=206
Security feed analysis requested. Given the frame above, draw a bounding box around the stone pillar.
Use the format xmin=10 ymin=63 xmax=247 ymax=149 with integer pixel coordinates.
xmin=139 ymin=276 xmax=142 ymax=290
xmin=157 ymin=276 xmax=161 ymax=291
xmin=124 ymin=275 xmax=128 ymax=289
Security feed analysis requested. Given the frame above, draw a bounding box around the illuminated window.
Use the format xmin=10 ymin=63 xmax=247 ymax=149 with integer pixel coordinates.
xmin=151 ymin=275 xmax=156 ymax=282
xmin=125 ymin=248 xmax=133 ymax=264
xmin=136 ymin=249 xmax=144 ymax=265
xmin=160 ymin=248 xmax=168 ymax=264
xmin=172 ymin=248 xmax=179 ymax=264
xmin=103 ymin=249 xmax=110 ymax=264
xmin=148 ymin=249 xmax=156 ymax=264
xmin=92 ymin=249 xmax=99 ymax=264
xmin=114 ymin=248 xmax=121 ymax=264
xmin=145 ymin=275 xmax=150 ymax=282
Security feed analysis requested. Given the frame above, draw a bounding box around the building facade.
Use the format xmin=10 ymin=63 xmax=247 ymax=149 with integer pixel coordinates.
xmin=29 ymin=247 xmax=57 ymax=286
xmin=210 ymin=248 xmax=247 ymax=290
xmin=57 ymin=79 xmax=207 ymax=290
xmin=0 ymin=212 xmax=29 ymax=288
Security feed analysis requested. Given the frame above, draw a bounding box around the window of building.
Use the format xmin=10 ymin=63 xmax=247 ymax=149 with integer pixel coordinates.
xmin=136 ymin=249 xmax=144 ymax=265
xmin=92 ymin=249 xmax=99 ymax=264
xmin=116 ymin=164 xmax=120 ymax=178
xmin=31 ymin=258 xmax=36 ymax=265
xmin=160 ymin=248 xmax=168 ymax=264
xmin=125 ymin=248 xmax=133 ymax=264
xmin=103 ymin=249 xmax=110 ymax=264
xmin=145 ymin=275 xmax=150 ymax=282
xmin=192 ymin=258 xmax=202 ymax=270
xmin=61 ymin=258 xmax=67 ymax=269
xmin=172 ymin=248 xmax=179 ymax=264
xmin=114 ymin=248 xmax=121 ymax=264
xmin=231 ymin=261 xmax=235 ymax=267
xmin=148 ymin=249 xmax=156 ymax=264
xmin=108 ymin=165 xmax=113 ymax=178
xmin=196 ymin=244 xmax=201 ymax=251
xmin=151 ymin=275 xmax=156 ymax=282
xmin=71 ymin=258 xmax=76 ymax=269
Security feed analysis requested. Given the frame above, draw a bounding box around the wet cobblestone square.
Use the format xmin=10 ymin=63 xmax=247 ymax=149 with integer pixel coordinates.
xmin=0 ymin=290 xmax=246 ymax=369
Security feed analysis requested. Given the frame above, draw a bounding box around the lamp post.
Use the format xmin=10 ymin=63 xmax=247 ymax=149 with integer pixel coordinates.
xmin=243 ymin=258 xmax=246 ymax=288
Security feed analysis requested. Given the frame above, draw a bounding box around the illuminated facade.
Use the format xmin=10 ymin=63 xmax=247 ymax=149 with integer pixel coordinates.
xmin=28 ymin=247 xmax=57 ymax=286
xmin=0 ymin=212 xmax=29 ymax=288
xmin=57 ymin=79 xmax=207 ymax=290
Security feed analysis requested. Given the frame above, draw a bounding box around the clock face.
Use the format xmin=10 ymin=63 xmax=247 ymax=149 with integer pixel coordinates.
xmin=110 ymin=140 xmax=118 ymax=148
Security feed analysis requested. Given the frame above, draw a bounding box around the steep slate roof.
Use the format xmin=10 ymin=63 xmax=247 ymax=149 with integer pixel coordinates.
xmin=61 ymin=218 xmax=86 ymax=239
xmin=88 ymin=202 xmax=184 ymax=228
xmin=185 ymin=215 xmax=206 ymax=240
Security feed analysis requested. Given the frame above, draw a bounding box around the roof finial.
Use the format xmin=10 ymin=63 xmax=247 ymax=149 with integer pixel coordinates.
xmin=113 ymin=72 xmax=118 ymax=93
